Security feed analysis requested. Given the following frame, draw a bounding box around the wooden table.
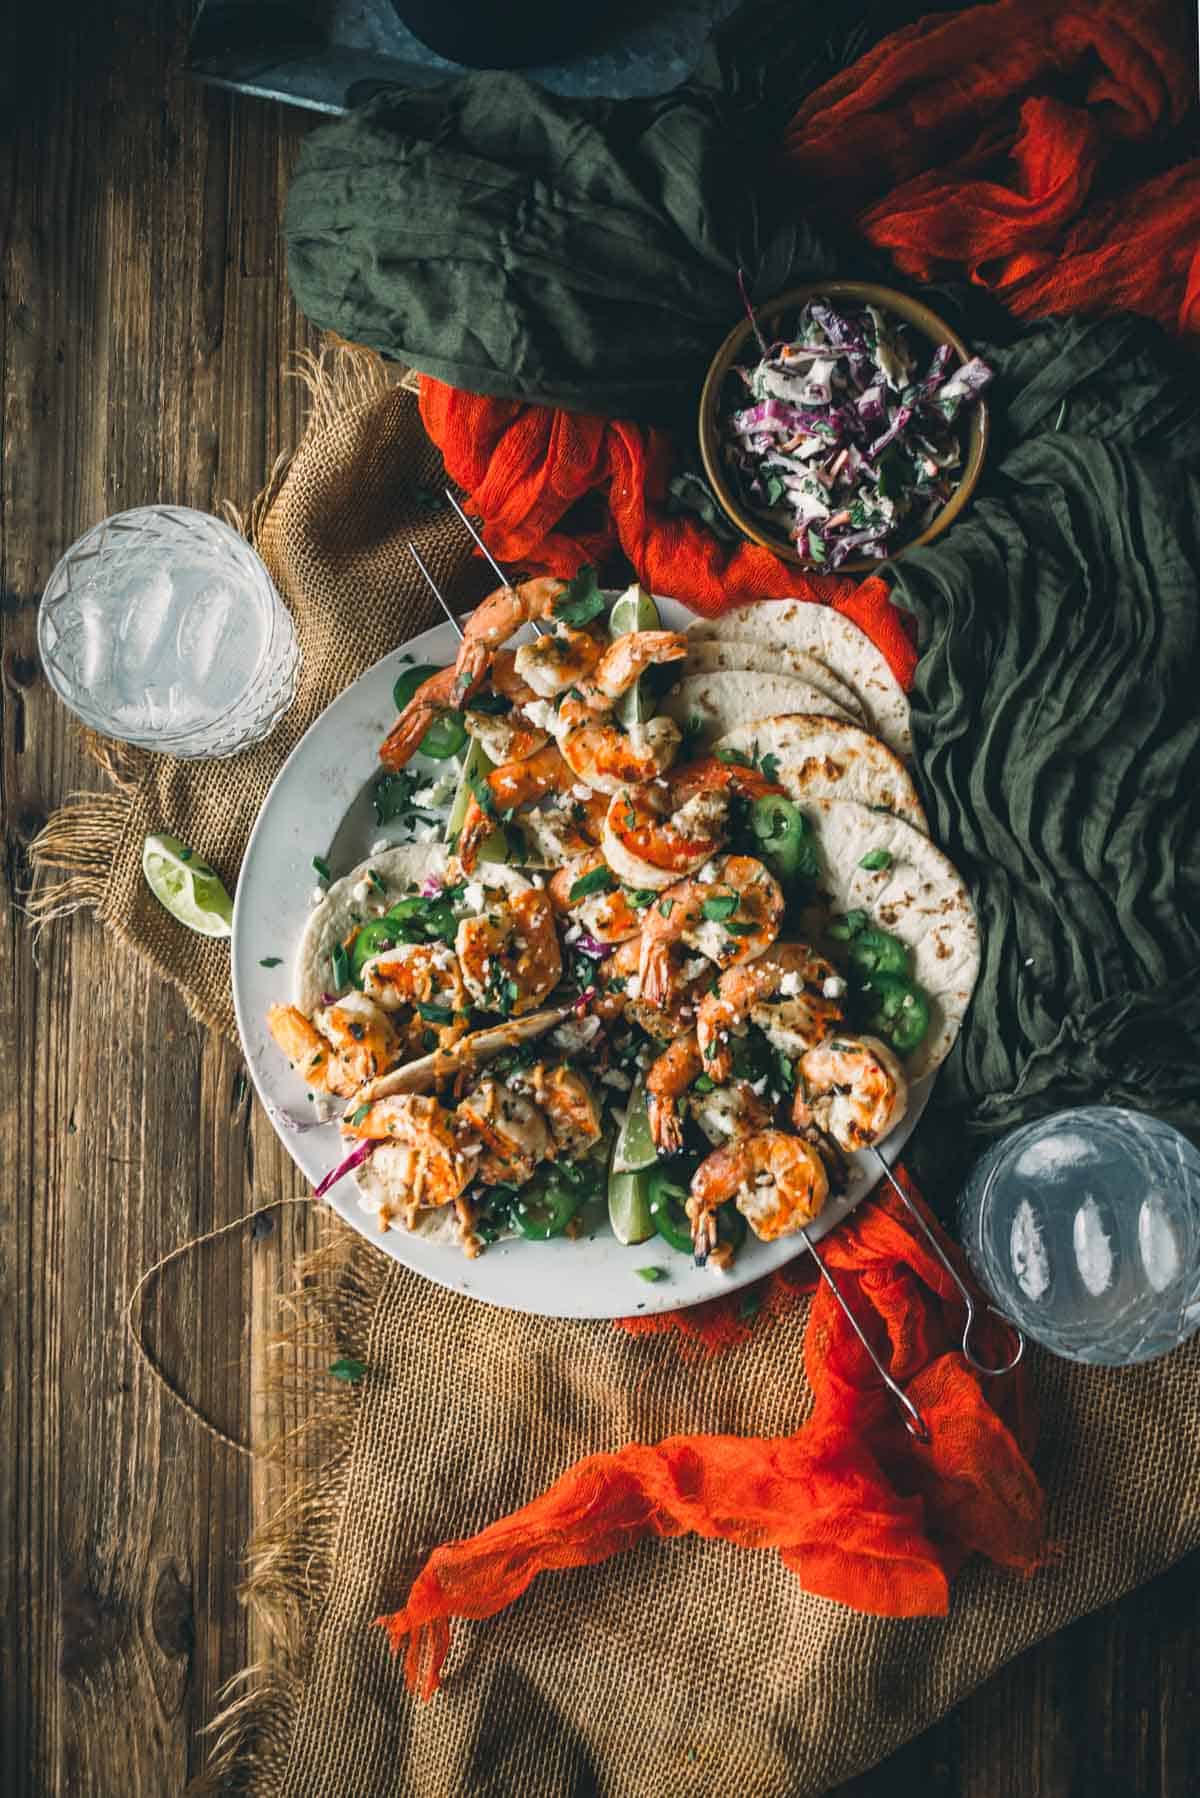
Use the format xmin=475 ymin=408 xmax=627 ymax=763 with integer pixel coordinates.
xmin=3 ymin=6 xmax=1198 ymax=1793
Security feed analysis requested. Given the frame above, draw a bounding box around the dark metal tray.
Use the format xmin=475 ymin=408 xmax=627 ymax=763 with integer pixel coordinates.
xmin=187 ymin=0 xmax=737 ymax=115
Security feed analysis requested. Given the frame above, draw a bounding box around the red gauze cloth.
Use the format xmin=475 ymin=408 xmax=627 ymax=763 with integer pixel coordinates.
xmin=381 ymin=1173 xmax=1043 ymax=1696
xmin=378 ymin=0 xmax=1200 ymax=1685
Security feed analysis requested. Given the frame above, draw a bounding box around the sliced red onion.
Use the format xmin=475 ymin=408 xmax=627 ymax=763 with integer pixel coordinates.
xmin=573 ymin=986 xmax=597 ymax=1017
xmin=314 ymin=1137 xmax=378 ymax=1198
xmin=419 ymin=874 xmax=444 ymax=898
xmin=575 ymin=934 xmax=608 ymax=959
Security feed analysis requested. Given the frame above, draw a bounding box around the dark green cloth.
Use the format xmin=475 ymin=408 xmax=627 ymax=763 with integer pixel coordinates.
xmin=895 ymin=316 xmax=1200 ymax=1201
xmin=284 ymin=0 xmax=971 ymax=421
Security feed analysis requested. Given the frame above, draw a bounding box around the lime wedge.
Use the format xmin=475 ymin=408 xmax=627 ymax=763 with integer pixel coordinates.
xmin=142 ymin=833 xmax=234 ymax=937
xmin=608 ymin=1168 xmax=654 ymax=1246
xmin=445 ymin=737 xmax=511 ymax=864
xmin=608 ymin=583 xmax=660 ymax=731
xmin=611 ymin=1075 xmax=657 ymax=1174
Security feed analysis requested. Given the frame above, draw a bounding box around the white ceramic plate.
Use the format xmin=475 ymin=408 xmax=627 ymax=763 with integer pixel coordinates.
xmin=232 ymin=600 xmax=931 ymax=1319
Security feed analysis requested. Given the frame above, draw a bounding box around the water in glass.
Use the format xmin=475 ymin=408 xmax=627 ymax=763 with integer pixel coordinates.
xmin=958 ymin=1107 xmax=1200 ymax=1366
xmin=38 ymin=506 xmax=300 ymax=758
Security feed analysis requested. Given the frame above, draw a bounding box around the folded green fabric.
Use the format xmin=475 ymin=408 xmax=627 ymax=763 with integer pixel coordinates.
xmin=283 ymin=0 xmax=964 ymax=420
xmin=894 ymin=316 xmax=1200 ymax=1200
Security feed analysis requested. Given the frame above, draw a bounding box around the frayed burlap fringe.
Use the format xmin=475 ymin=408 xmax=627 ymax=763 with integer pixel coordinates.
xmin=188 ymin=1217 xmax=391 ymax=1796
xmin=26 ymin=734 xmax=148 ymax=933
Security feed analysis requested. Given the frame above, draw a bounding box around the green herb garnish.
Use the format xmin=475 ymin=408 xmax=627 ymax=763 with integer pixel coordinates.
xmin=329 ymin=1358 xmax=367 ymax=1384
xmin=635 ymin=1266 xmax=665 ymax=1283
xmin=552 ymin=565 xmax=607 ymax=627
xmin=715 ymin=747 xmax=755 ymax=769
xmin=760 ymin=752 xmax=780 ymax=784
xmin=348 ymin=1103 xmax=371 ymax=1126
xmin=658 ymin=897 xmax=675 ymax=918
xmin=416 ymin=1001 xmax=454 ymax=1025
xmin=692 ymin=1074 xmax=715 ymax=1094
xmin=623 ymin=887 xmax=658 ymax=909
xmin=701 ymin=894 xmax=738 ymax=921
xmin=259 ymin=956 xmax=283 ymax=968
xmin=724 ymin=920 xmax=759 ymax=937
xmin=569 ymin=864 xmax=616 ymax=903
xmin=368 ymin=869 xmax=387 ymax=896
xmin=467 ymin=765 xmax=496 ymax=817
xmin=859 ymin=849 xmax=893 ymax=871
xmin=827 ymin=909 xmax=869 ymax=941
xmin=312 ymin=855 xmax=331 ymax=882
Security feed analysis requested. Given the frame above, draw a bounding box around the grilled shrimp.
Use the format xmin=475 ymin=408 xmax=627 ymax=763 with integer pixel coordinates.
xmin=314 ymin=993 xmax=401 ymax=1088
xmin=454 ymin=575 xmax=568 ymax=692
xmin=696 ymin=944 xmax=844 ymax=1083
xmin=688 ymin=1133 xmax=829 ymax=1264
xmin=792 ymin=1033 xmax=907 ymax=1153
xmin=455 ymin=1079 xmax=554 ymax=1185
xmin=341 ymin=1093 xmax=472 ymax=1209
xmin=456 ymin=743 xmax=574 ymax=870
xmin=638 ymin=855 xmax=785 ymax=1008
xmin=361 ymin=941 xmax=471 ymax=1053
xmin=645 ymin=1032 xmax=775 ymax=1155
xmin=602 ymin=757 xmax=785 ymax=888
xmin=267 ymin=1004 xmax=357 ymax=1098
xmin=455 ymin=887 xmax=563 ymax=1016
xmin=513 ymin=624 xmax=604 ymax=697
xmin=548 ymin=851 xmax=646 ymax=945
xmin=509 ymin=1062 xmax=604 ymax=1160
xmin=594 ymin=936 xmax=709 ymax=1039
xmin=379 ymin=664 xmax=459 ymax=771
xmin=553 ymin=632 xmax=688 ymax=794
xmin=463 ymin=649 xmax=553 ymax=764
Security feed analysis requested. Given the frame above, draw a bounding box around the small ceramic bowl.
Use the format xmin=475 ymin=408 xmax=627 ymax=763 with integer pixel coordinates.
xmin=698 ymin=280 xmax=989 ymax=573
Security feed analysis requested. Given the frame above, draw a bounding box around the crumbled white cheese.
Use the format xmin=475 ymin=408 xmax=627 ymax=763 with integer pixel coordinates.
xmin=696 ymin=861 xmax=720 ymax=884
xmin=823 ymin=975 xmax=847 ymax=998
xmin=461 ymin=881 xmax=485 ymax=913
xmin=529 ymin=873 xmax=545 ymax=887
xmin=351 ymin=879 xmax=372 ymax=905
xmin=413 ymin=821 xmax=439 ymax=843
xmin=749 ymin=1075 xmax=769 ymax=1096
xmin=521 ymin=697 xmax=561 ymax=729
xmin=563 ymin=922 xmax=583 ymax=945
xmin=600 ymin=1067 xmax=633 ymax=1090
xmin=682 ymin=957 xmax=710 ymax=983
xmin=777 ymin=971 xmax=802 ymax=998
xmin=371 ymin=838 xmax=391 ymax=855
xmin=572 ymin=783 xmax=593 ymax=802
xmin=624 ymin=974 xmax=642 ymax=1001
xmin=310 ymin=886 xmax=326 ymax=908
xmin=412 ymin=773 xmax=456 ymax=809
xmin=551 ymin=1016 xmax=602 ymax=1055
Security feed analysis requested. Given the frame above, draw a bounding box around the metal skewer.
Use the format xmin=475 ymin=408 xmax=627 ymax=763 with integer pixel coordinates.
xmin=408 ymin=542 xmax=464 ymax=640
xmin=798 ymin=1225 xmax=932 ymax=1444
xmin=867 ymin=1146 xmax=1025 ymax=1378
xmin=444 ymin=488 xmax=546 ymax=635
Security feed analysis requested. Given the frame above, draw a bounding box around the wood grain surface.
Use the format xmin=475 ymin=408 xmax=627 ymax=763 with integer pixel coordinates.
xmin=2 ymin=5 xmax=1198 ymax=1795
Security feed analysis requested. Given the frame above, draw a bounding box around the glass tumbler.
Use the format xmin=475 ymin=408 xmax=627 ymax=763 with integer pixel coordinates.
xmin=38 ymin=505 xmax=300 ymax=759
xmin=957 ymin=1107 xmax=1200 ymax=1366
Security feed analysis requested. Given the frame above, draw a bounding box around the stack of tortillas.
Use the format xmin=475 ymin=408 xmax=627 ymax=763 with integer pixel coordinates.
xmin=663 ymin=604 xmax=978 ymax=1080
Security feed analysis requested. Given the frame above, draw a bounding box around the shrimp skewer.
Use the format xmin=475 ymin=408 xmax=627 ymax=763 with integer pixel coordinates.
xmin=462 ymin=649 xmax=554 ymax=765
xmin=453 ymin=575 xmax=568 ymax=692
xmin=688 ymin=1133 xmax=829 ymax=1265
xmin=638 ymin=855 xmax=785 ymax=1008
xmin=696 ymin=944 xmax=844 ymax=1083
xmin=555 ymin=631 xmax=688 ymax=794
xmin=792 ymin=1033 xmax=907 ymax=1152
xmin=602 ymin=757 xmax=787 ymax=888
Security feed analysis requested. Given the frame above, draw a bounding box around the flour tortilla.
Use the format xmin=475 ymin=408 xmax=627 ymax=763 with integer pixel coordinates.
xmin=660 ymin=672 xmax=856 ymax=741
xmin=714 ymin=714 xmax=927 ymax=834
xmin=687 ymin=602 xmax=911 ymax=759
xmin=804 ymin=799 xmax=979 ymax=1081
xmin=680 ymin=639 xmax=867 ymax=724
xmin=294 ymin=846 xmax=530 ymax=1012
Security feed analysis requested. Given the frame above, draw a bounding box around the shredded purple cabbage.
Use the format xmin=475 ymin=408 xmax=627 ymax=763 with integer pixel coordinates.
xmin=723 ymin=297 xmax=991 ymax=565
xmin=314 ymin=1137 xmax=378 ymax=1198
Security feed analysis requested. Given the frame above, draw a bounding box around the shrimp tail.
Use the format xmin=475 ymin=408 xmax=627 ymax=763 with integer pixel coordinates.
xmin=379 ymin=666 xmax=460 ymax=770
xmin=639 ymin=938 xmax=674 ymax=1008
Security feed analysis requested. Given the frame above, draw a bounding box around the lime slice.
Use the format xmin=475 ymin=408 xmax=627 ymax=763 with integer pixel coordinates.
xmin=608 ymin=1168 xmax=654 ymax=1246
xmin=611 ymin=1075 xmax=657 ymax=1174
xmin=142 ymin=833 xmax=234 ymax=937
xmin=445 ymin=737 xmax=510 ymax=864
xmin=608 ymin=584 xmax=660 ymax=730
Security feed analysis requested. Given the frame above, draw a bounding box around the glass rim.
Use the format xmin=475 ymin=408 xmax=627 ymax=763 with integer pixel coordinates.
xmin=37 ymin=504 xmax=293 ymax=749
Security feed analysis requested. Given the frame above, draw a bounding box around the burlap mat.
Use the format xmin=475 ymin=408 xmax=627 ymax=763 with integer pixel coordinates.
xmin=33 ymin=351 xmax=1200 ymax=1795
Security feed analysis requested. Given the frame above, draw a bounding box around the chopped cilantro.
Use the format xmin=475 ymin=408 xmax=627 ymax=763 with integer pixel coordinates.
xmin=658 ymin=897 xmax=675 ymax=919
xmin=760 ymin=752 xmax=781 ymax=784
xmin=368 ymin=869 xmax=387 ymax=896
xmin=552 ymin=565 xmax=607 ymax=627
xmin=416 ymin=1001 xmax=454 ymax=1025
xmin=348 ymin=1103 xmax=371 ymax=1126
xmin=724 ymin=920 xmax=759 ymax=937
xmin=330 ymin=942 xmax=350 ymax=989
xmin=692 ymin=1073 xmax=715 ymax=1093
xmin=312 ymin=855 xmax=331 ymax=882
xmin=701 ymin=894 xmax=738 ymax=921
xmin=259 ymin=956 xmax=283 ymax=968
xmin=859 ymin=849 xmax=893 ymax=871
xmin=623 ymin=887 xmax=658 ymax=909
xmin=635 ymin=1266 xmax=665 ymax=1283
xmin=715 ymin=747 xmax=755 ymax=769
xmin=828 ymin=909 xmax=869 ymax=941
xmin=569 ymin=864 xmax=616 ymax=903
xmin=467 ymin=765 xmax=496 ymax=817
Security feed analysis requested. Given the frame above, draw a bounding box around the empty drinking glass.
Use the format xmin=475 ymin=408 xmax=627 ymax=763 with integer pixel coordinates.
xmin=38 ymin=506 xmax=300 ymax=759
xmin=957 ymin=1107 xmax=1200 ymax=1366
